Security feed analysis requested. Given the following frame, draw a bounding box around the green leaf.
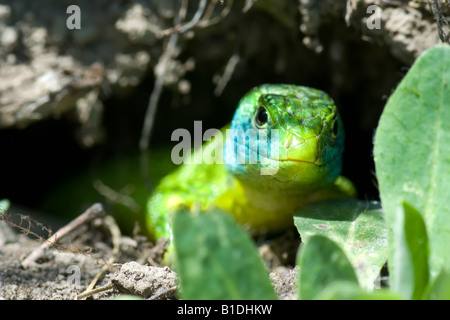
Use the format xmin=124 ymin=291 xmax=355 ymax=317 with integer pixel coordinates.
xmin=294 ymin=199 xmax=387 ymax=290
xmin=172 ymin=208 xmax=277 ymax=300
xmin=315 ymin=281 xmax=402 ymax=300
xmin=373 ymin=44 xmax=450 ymax=279
xmin=391 ymin=202 xmax=429 ymax=299
xmin=297 ymin=235 xmax=359 ymax=300
xmin=424 ymin=270 xmax=450 ymax=300
xmin=0 ymin=199 xmax=10 ymax=213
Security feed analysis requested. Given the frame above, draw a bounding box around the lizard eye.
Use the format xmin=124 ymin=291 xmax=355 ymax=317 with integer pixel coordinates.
xmin=254 ymin=107 xmax=268 ymax=128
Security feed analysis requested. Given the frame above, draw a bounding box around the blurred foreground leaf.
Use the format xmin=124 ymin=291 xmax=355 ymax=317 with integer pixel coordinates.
xmin=425 ymin=270 xmax=450 ymax=300
xmin=173 ymin=208 xmax=277 ymax=300
xmin=390 ymin=202 xmax=429 ymax=299
xmin=0 ymin=199 xmax=10 ymax=213
xmin=374 ymin=44 xmax=450 ymax=279
xmin=315 ymin=281 xmax=401 ymax=300
xmin=294 ymin=199 xmax=387 ymax=290
xmin=297 ymin=235 xmax=358 ymax=300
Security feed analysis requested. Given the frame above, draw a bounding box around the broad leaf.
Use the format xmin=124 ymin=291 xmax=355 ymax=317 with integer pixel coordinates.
xmin=173 ymin=208 xmax=277 ymax=300
xmin=294 ymin=199 xmax=387 ymax=290
xmin=391 ymin=202 xmax=429 ymax=299
xmin=297 ymin=235 xmax=359 ymax=300
xmin=315 ymin=281 xmax=402 ymax=300
xmin=425 ymin=270 xmax=450 ymax=300
xmin=0 ymin=199 xmax=10 ymax=213
xmin=373 ymin=44 xmax=450 ymax=279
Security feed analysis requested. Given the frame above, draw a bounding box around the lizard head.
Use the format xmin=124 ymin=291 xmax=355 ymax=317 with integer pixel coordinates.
xmin=224 ymin=84 xmax=344 ymax=192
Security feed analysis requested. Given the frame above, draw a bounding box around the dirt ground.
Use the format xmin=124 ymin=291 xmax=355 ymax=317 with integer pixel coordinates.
xmin=0 ymin=204 xmax=298 ymax=300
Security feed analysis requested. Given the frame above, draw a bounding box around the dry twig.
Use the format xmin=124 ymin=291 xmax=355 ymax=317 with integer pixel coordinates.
xmin=139 ymin=0 xmax=234 ymax=155
xmin=198 ymin=0 xmax=234 ymax=28
xmin=21 ymin=203 xmax=105 ymax=269
xmin=0 ymin=212 xmax=53 ymax=240
xmin=159 ymin=0 xmax=207 ymax=36
xmin=148 ymin=286 xmax=178 ymax=300
xmin=93 ymin=180 xmax=141 ymax=212
xmin=78 ymin=215 xmax=122 ymax=300
xmin=139 ymin=1 xmax=185 ymax=154
xmin=76 ymin=284 xmax=115 ymax=300
xmin=214 ymin=52 xmax=240 ymax=96
xmin=428 ymin=0 xmax=450 ymax=43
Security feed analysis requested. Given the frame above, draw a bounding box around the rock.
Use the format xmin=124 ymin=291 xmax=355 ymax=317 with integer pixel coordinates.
xmin=109 ymin=261 xmax=177 ymax=299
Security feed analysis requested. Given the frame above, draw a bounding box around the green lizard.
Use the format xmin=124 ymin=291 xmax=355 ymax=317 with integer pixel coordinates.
xmin=147 ymin=84 xmax=355 ymax=241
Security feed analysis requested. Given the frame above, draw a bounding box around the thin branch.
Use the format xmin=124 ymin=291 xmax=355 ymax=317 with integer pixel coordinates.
xmin=79 ymin=215 xmax=121 ymax=299
xmin=140 ymin=0 xmax=234 ymax=153
xmin=1 ymin=212 xmax=53 ymax=239
xmin=139 ymin=33 xmax=179 ymax=152
xmin=198 ymin=0 xmax=234 ymax=28
xmin=77 ymin=284 xmax=114 ymax=300
xmin=21 ymin=203 xmax=105 ymax=269
xmin=202 ymin=0 xmax=220 ymax=22
xmin=428 ymin=0 xmax=449 ymax=43
xmin=139 ymin=0 xmax=186 ymax=153
xmin=179 ymin=0 xmax=189 ymax=21
xmin=139 ymin=1 xmax=187 ymax=191
xmin=242 ymin=0 xmax=257 ymax=13
xmin=159 ymin=0 xmax=208 ymax=37
xmin=345 ymin=0 xmax=355 ymax=27
xmin=148 ymin=286 xmax=178 ymax=300
xmin=214 ymin=52 xmax=240 ymax=96
xmin=93 ymin=180 xmax=141 ymax=212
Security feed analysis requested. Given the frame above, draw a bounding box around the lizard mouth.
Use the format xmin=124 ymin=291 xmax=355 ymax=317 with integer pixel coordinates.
xmin=233 ymin=143 xmax=327 ymax=167
xmin=277 ymin=154 xmax=325 ymax=166
xmin=270 ymin=156 xmax=325 ymax=167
